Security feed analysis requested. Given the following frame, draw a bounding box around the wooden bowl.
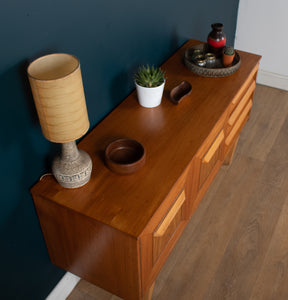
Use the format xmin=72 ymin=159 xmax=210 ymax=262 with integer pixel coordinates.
xmin=105 ymin=139 xmax=146 ymax=174
xmin=170 ymin=81 xmax=192 ymax=104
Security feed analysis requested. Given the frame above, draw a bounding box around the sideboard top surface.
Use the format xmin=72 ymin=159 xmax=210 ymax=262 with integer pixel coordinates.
xmin=31 ymin=39 xmax=261 ymax=237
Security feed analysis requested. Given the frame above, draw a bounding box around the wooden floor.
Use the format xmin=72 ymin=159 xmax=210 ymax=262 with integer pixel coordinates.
xmin=67 ymin=85 xmax=288 ymax=300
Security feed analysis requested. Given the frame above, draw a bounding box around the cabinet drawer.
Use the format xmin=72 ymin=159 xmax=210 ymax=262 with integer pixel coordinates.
xmin=153 ymin=189 xmax=186 ymax=264
xmin=199 ymin=130 xmax=224 ymax=189
xmin=227 ymin=80 xmax=256 ymax=131
xmin=225 ymin=99 xmax=252 ymax=148
xmin=230 ymin=62 xmax=259 ymax=109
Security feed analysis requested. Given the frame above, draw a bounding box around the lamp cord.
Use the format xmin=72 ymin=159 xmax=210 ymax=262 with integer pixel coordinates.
xmin=39 ymin=173 xmax=53 ymax=181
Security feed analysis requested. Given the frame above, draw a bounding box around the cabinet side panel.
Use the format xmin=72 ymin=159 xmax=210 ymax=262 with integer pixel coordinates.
xmin=33 ymin=195 xmax=141 ymax=300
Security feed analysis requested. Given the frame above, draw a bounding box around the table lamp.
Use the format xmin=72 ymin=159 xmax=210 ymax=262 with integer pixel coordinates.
xmin=27 ymin=53 xmax=92 ymax=188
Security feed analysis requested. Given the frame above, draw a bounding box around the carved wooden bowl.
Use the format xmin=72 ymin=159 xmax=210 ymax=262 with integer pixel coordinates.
xmin=170 ymin=81 xmax=192 ymax=104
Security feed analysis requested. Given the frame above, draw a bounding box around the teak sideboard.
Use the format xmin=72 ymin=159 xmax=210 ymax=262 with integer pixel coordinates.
xmin=31 ymin=39 xmax=261 ymax=300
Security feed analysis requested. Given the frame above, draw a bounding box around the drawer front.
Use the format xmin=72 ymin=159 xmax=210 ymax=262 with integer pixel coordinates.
xmin=139 ymin=168 xmax=190 ymax=296
xmin=227 ymin=80 xmax=256 ymax=133
xmin=199 ymin=130 xmax=224 ymax=189
xmin=230 ymin=62 xmax=259 ymax=109
xmin=225 ymin=99 xmax=253 ymax=149
xmin=153 ymin=189 xmax=186 ymax=264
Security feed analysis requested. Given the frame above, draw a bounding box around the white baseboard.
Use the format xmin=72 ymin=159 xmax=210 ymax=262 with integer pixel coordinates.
xmin=46 ymin=272 xmax=80 ymax=300
xmin=257 ymin=69 xmax=288 ymax=91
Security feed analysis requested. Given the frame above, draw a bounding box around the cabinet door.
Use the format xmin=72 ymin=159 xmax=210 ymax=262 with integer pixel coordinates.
xmin=139 ymin=170 xmax=189 ymax=296
xmin=153 ymin=188 xmax=186 ymax=264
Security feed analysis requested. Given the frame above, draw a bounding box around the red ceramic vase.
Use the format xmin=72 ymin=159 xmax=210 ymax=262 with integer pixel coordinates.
xmin=207 ymin=23 xmax=226 ymax=58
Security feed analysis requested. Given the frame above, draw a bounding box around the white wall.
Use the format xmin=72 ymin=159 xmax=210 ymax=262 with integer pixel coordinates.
xmin=235 ymin=0 xmax=288 ymax=91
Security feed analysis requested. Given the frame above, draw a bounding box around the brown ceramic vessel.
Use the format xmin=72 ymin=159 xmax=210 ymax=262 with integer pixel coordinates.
xmin=170 ymin=81 xmax=192 ymax=104
xmin=105 ymin=138 xmax=146 ymax=174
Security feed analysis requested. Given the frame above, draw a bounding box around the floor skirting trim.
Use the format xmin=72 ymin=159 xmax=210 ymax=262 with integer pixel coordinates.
xmin=46 ymin=272 xmax=80 ymax=300
xmin=257 ymin=69 xmax=288 ymax=91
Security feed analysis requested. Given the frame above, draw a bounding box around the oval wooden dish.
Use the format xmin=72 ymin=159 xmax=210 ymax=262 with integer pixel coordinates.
xmin=170 ymin=81 xmax=192 ymax=104
xmin=105 ymin=138 xmax=146 ymax=175
xmin=184 ymin=43 xmax=241 ymax=77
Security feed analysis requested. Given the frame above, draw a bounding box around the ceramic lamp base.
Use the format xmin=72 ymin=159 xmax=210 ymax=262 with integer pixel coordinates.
xmin=52 ymin=141 xmax=92 ymax=188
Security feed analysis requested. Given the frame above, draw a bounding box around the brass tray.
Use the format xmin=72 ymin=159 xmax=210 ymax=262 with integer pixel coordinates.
xmin=184 ymin=44 xmax=241 ymax=77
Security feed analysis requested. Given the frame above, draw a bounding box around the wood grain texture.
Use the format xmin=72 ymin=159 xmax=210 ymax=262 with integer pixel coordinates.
xmin=34 ymin=195 xmax=141 ymax=300
xmin=154 ymin=189 xmax=186 ymax=237
xmin=228 ymin=81 xmax=256 ymax=127
xmin=223 ymin=136 xmax=239 ymax=165
xmin=67 ymin=85 xmax=288 ymax=299
xmin=225 ymin=99 xmax=252 ymax=147
xmin=31 ymin=39 xmax=261 ymax=238
xmin=31 ymin=40 xmax=261 ymax=300
xmin=250 ymin=194 xmax=288 ymax=300
xmin=143 ymin=283 xmax=155 ymax=300
xmin=203 ymin=182 xmax=287 ymax=300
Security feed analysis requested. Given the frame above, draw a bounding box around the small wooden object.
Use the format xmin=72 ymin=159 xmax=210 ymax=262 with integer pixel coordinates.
xmin=170 ymin=81 xmax=192 ymax=104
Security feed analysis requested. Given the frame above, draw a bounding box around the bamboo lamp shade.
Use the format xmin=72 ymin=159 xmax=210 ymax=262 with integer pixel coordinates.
xmin=27 ymin=53 xmax=89 ymax=143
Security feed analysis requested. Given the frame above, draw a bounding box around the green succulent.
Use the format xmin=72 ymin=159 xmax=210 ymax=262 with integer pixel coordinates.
xmin=224 ymin=46 xmax=235 ymax=55
xmin=134 ymin=65 xmax=165 ymax=88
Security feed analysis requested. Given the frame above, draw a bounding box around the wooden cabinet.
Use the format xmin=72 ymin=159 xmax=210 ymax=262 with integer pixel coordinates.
xmin=31 ymin=40 xmax=261 ymax=300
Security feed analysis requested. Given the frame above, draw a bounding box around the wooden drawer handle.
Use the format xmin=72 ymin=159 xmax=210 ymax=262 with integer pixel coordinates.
xmin=202 ymin=130 xmax=224 ymax=164
xmin=228 ymin=80 xmax=256 ymax=127
xmin=154 ymin=189 xmax=185 ymax=237
xmin=226 ymin=100 xmax=253 ymax=147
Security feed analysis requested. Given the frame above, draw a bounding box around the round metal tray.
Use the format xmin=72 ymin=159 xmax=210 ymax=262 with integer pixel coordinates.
xmin=184 ymin=44 xmax=241 ymax=77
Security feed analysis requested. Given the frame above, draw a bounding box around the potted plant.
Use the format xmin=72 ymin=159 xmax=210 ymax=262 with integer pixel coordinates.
xmin=134 ymin=65 xmax=166 ymax=108
xmin=222 ymin=46 xmax=235 ymax=67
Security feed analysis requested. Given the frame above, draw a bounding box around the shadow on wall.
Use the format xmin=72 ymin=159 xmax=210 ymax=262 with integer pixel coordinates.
xmin=0 ymin=62 xmax=64 ymax=298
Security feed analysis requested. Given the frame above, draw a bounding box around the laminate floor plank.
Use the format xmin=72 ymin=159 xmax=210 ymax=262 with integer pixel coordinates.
xmin=66 ymin=289 xmax=87 ymax=300
xmin=153 ymin=154 xmax=264 ymax=300
xmin=152 ymin=161 xmax=230 ymax=296
xmin=248 ymin=115 xmax=288 ymax=300
xmin=250 ymin=193 xmax=288 ymax=300
xmin=202 ymin=181 xmax=287 ymax=300
xmin=260 ymin=116 xmax=288 ymax=189
xmin=67 ymin=280 xmax=121 ymax=300
xmin=236 ymin=85 xmax=288 ymax=162
xmin=67 ymin=85 xmax=288 ymax=300
xmin=202 ymin=99 xmax=288 ymax=299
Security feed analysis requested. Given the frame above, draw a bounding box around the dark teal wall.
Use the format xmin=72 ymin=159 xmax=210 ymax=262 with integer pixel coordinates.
xmin=0 ymin=0 xmax=239 ymax=298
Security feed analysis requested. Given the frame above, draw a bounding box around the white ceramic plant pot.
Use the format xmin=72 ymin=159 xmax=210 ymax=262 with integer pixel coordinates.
xmin=135 ymin=81 xmax=165 ymax=108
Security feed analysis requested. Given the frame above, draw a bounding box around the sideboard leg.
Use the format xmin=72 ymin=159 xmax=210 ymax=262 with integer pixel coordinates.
xmin=224 ymin=136 xmax=239 ymax=165
xmin=143 ymin=282 xmax=155 ymax=300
